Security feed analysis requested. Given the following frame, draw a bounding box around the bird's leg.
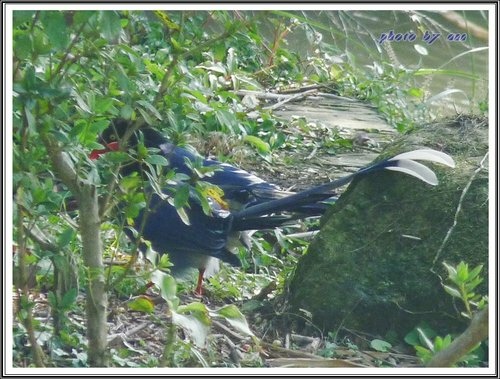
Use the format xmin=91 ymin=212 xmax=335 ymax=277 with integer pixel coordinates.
xmin=194 ymin=268 xmax=205 ymax=297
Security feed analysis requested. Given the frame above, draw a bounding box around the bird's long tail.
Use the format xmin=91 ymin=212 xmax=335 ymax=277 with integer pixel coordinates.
xmin=232 ymin=149 xmax=455 ymax=229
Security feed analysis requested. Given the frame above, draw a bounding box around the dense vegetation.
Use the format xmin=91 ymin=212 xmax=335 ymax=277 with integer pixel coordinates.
xmin=11 ymin=10 xmax=488 ymax=368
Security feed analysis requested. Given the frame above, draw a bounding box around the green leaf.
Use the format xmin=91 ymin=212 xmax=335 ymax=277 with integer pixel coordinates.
xmin=33 ymin=31 xmax=52 ymax=55
xmin=465 ymin=277 xmax=483 ymax=292
xmin=176 ymin=207 xmax=191 ymax=226
xmin=443 ymin=284 xmax=462 ymax=299
xmin=124 ymin=193 xmax=146 ymax=219
xmin=158 ymin=254 xmax=173 ymax=271
xmin=144 ymin=171 xmax=168 ymax=200
xmin=23 ymin=65 xmax=36 ymax=91
xmin=415 ymin=345 xmax=432 ymax=362
xmin=215 ymin=109 xmax=238 ymax=131
xmin=13 ymin=11 xmax=35 ymax=27
xmin=243 ymin=135 xmax=271 ymax=153
xmin=468 ymin=264 xmax=483 ymax=281
xmin=41 ymin=11 xmax=69 ymax=50
xmin=174 ymin=185 xmax=190 ymax=209
xmin=233 ymin=74 xmax=262 ymax=90
xmin=171 ymin=308 xmax=210 ymax=348
xmin=57 ymin=227 xmax=75 ymax=248
xmin=98 ymin=11 xmax=122 ymax=40
xmin=73 ymin=11 xmax=94 ymax=26
xmin=456 ymin=261 xmax=469 ymax=282
xmin=434 ymin=335 xmax=444 ymax=351
xmin=94 ymin=97 xmax=114 ymax=114
xmin=120 ymin=175 xmax=141 ymax=191
xmin=211 ymin=304 xmax=254 ymax=337
xmin=13 ymin=33 xmax=32 ymax=60
xmin=137 ymin=108 xmax=153 ymax=126
xmin=442 ymin=334 xmax=452 ymax=350
xmin=196 ymin=62 xmax=227 ymax=75
xmin=146 ymin=154 xmax=169 ymax=166
xmin=128 ymin=296 xmax=155 ymax=314
xmin=408 ymin=87 xmax=424 ymax=99
xmin=120 ymin=104 xmax=134 ymax=119
xmin=144 ymin=244 xmax=158 ymax=265
xmin=370 ymin=339 xmax=392 ymax=352
xmin=178 ymin=302 xmax=210 ymax=318
xmin=47 ymin=291 xmax=57 ymax=308
xmin=442 ymin=261 xmax=457 ymax=281
xmin=60 ymin=288 xmax=78 ymax=310
xmin=153 ymin=11 xmax=181 ymax=31
xmin=72 ymin=90 xmax=91 ymax=114
xmin=417 ymin=327 xmax=435 ymax=352
xmin=150 ymin=270 xmax=178 ymax=310
xmin=136 ymin=100 xmax=162 ymax=121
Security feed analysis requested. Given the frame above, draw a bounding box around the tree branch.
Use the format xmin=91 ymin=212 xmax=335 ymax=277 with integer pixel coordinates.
xmin=39 ymin=128 xmax=108 ymax=366
xmin=427 ymin=306 xmax=489 ymax=367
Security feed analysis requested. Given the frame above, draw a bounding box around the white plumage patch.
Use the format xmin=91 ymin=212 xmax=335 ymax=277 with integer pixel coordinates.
xmin=385 ymin=159 xmax=439 ymax=185
xmin=389 ymin=149 xmax=456 ymax=168
xmin=385 ymin=149 xmax=455 ymax=186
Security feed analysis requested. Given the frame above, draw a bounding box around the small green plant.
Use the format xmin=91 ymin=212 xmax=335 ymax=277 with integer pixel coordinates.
xmin=405 ymin=261 xmax=487 ymax=366
xmin=123 ymin=263 xmax=256 ymax=367
xmin=442 ymin=261 xmax=487 ymax=319
xmin=405 ymin=324 xmax=484 ymax=366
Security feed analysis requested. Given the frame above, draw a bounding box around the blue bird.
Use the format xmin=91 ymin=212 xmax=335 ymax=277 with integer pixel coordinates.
xmin=91 ymin=119 xmax=455 ymax=295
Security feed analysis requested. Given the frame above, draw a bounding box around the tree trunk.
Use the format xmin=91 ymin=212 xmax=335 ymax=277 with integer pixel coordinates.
xmin=42 ymin=134 xmax=109 ymax=366
xmin=78 ymin=184 xmax=108 ymax=366
xmin=427 ymin=306 xmax=488 ymax=367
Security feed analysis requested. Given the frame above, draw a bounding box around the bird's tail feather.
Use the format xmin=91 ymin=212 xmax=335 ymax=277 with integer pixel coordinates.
xmin=233 ymin=149 xmax=454 ymax=222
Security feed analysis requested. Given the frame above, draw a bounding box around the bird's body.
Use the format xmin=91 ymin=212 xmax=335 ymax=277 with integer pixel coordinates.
xmin=91 ymin=119 xmax=455 ymax=295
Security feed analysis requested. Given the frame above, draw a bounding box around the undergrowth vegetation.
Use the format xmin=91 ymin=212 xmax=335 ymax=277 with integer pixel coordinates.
xmin=11 ymin=9 xmax=488 ymax=368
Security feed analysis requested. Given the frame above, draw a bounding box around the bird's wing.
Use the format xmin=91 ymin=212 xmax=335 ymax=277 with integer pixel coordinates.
xmin=137 ymin=195 xmax=240 ymax=267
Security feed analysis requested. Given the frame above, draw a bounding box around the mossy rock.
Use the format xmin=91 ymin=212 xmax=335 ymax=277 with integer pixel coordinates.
xmin=286 ymin=116 xmax=488 ymax=338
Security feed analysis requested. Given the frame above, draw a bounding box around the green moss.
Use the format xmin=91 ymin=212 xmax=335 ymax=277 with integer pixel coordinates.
xmin=287 ymin=116 xmax=488 ymax=337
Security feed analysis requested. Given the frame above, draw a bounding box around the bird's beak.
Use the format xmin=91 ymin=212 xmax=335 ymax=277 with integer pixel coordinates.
xmin=89 ymin=141 xmax=120 ymax=160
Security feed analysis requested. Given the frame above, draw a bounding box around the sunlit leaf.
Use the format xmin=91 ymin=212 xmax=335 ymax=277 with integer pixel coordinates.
xmin=151 ymin=270 xmax=178 ymax=309
xmin=370 ymin=339 xmax=392 ymax=352
xmin=176 ymin=207 xmax=191 ymax=226
xmin=442 ymin=261 xmax=457 ymax=281
xmin=128 ymin=296 xmax=155 ymax=314
xmin=417 ymin=327 xmax=435 ymax=351
xmin=154 ymin=11 xmax=181 ymax=31
xmin=443 ymin=284 xmax=461 ymax=299
xmin=171 ymin=310 xmax=210 ymax=348
xmin=243 ymin=135 xmax=270 ymax=153
xmin=456 ymin=261 xmax=469 ymax=282
xmin=211 ymin=304 xmax=254 ymax=336
xmin=468 ymin=264 xmax=483 ymax=281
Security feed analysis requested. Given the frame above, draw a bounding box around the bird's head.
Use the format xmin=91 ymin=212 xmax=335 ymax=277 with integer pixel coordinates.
xmin=89 ymin=119 xmax=167 ymax=160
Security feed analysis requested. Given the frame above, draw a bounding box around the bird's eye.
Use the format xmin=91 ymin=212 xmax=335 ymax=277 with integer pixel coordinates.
xmin=109 ymin=134 xmax=117 ymax=141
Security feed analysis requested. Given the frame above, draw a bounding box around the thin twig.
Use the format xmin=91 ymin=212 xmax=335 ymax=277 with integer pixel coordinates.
xmin=432 ymin=152 xmax=488 ymax=268
xmin=263 ymin=89 xmax=319 ymax=111
xmin=212 ymin=319 xmax=246 ymax=341
xmin=233 ymin=90 xmax=290 ymax=101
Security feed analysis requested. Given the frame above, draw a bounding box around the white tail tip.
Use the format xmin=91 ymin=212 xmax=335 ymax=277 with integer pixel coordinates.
xmin=389 ymin=149 xmax=455 ymax=168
